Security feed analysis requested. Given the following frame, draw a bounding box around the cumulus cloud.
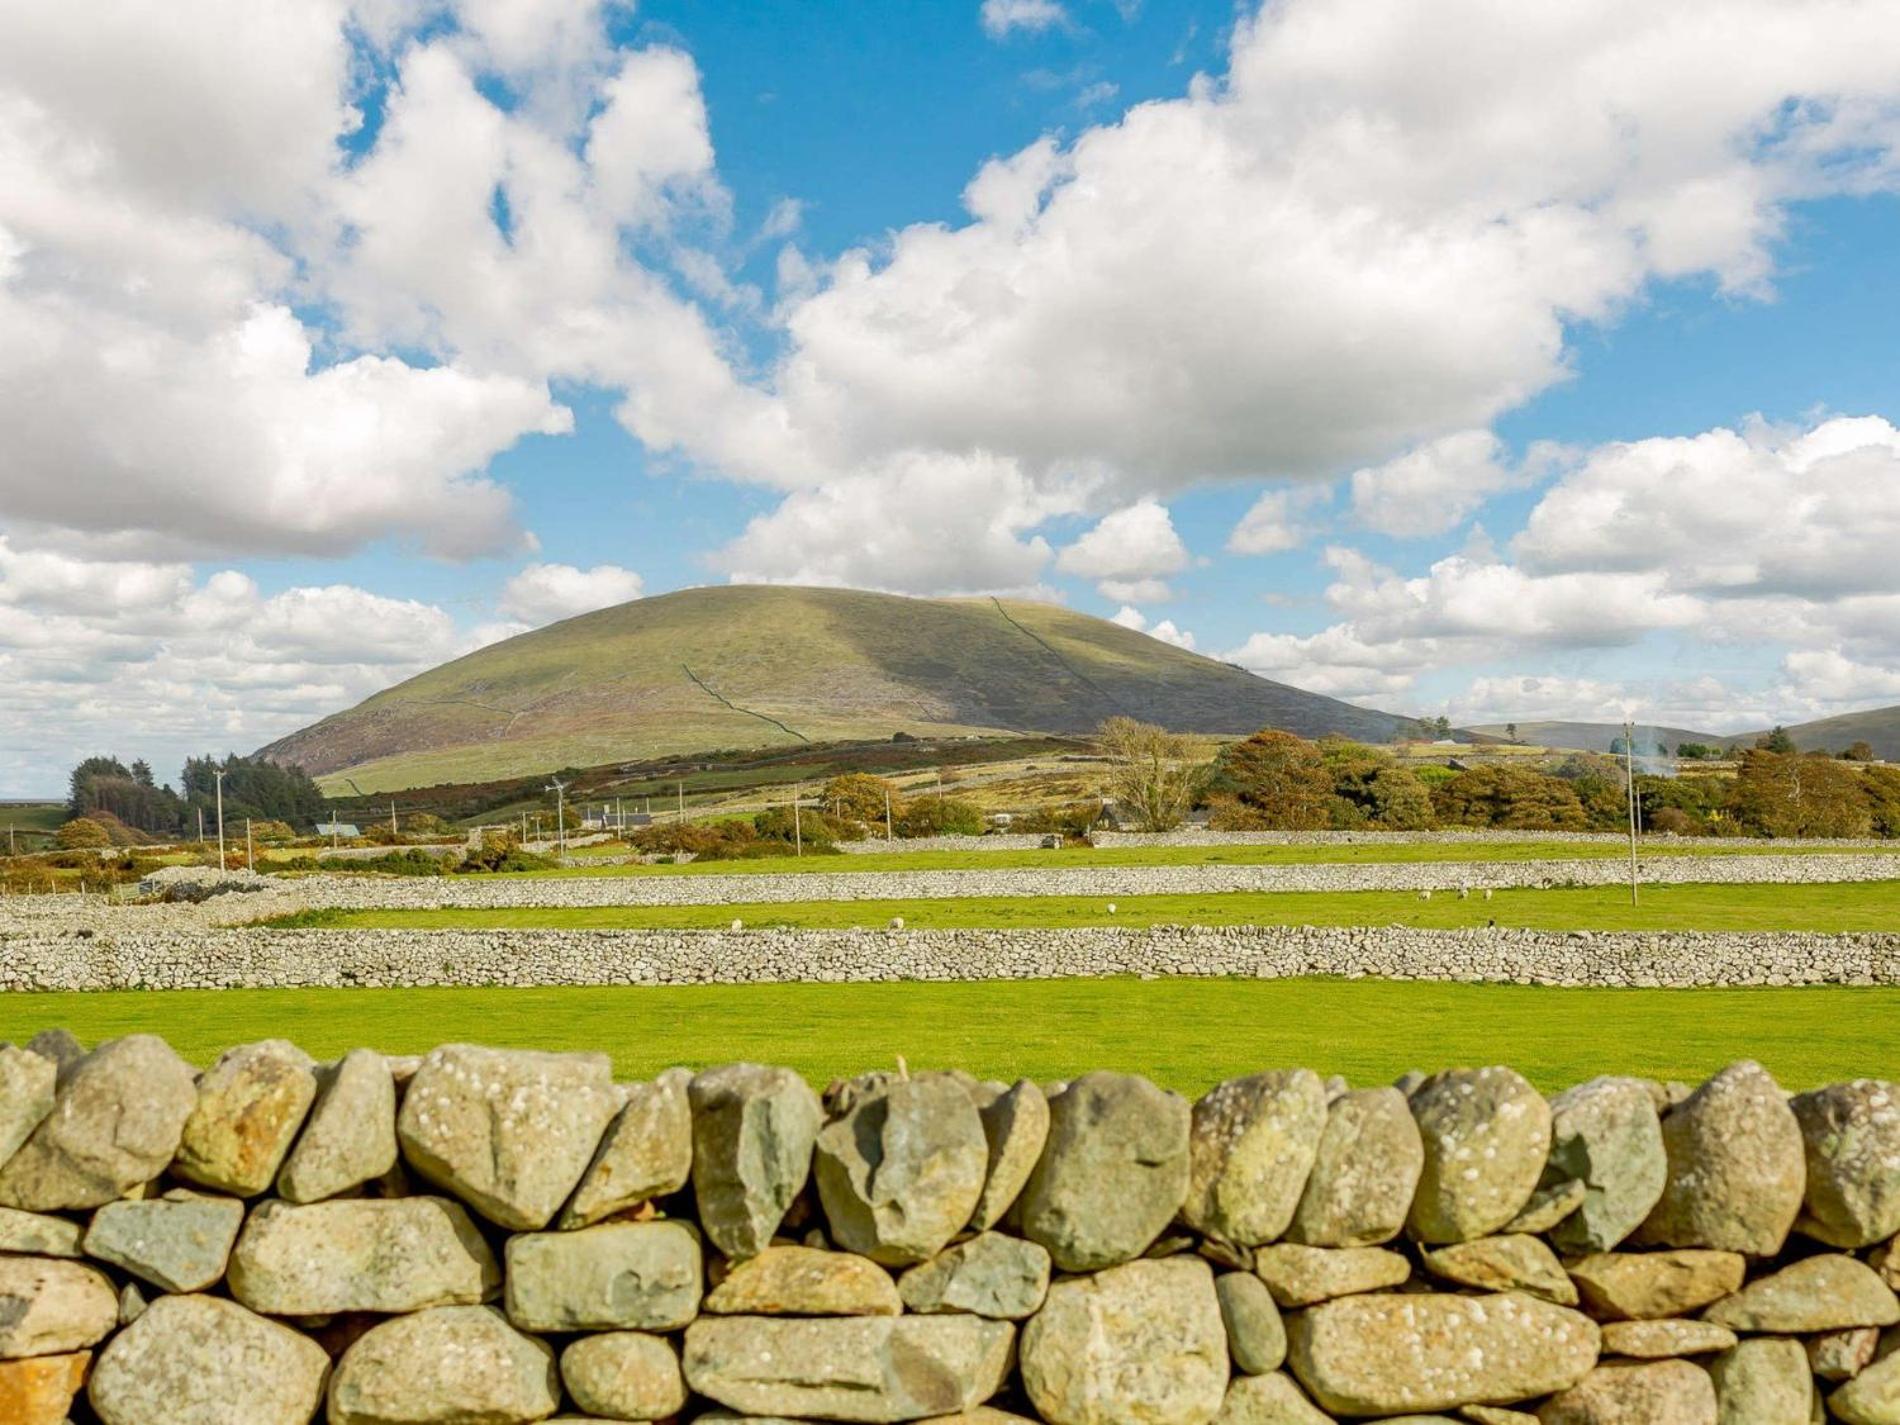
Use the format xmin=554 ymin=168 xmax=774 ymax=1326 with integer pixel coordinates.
xmin=1349 ymin=430 xmax=1525 ymax=539
xmin=1108 ymin=605 xmax=1197 ymax=650
xmin=1055 ymin=499 xmax=1190 ymax=601
xmin=981 ymin=0 xmax=1068 ymax=39
xmin=1229 ymin=485 xmax=1333 ymax=555
xmin=499 ymin=562 xmax=645 ymax=626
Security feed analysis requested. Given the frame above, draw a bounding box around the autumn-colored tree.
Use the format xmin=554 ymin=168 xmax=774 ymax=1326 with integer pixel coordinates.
xmin=1214 ymin=729 xmax=1333 ymax=830
xmin=1844 ymin=741 xmax=1877 ymax=763
xmin=1096 ymin=717 xmax=1206 ymax=832
xmin=1319 ymin=739 xmax=1436 ymax=830
xmin=1861 ymin=765 xmax=1900 ymax=837
xmin=1431 ymin=764 xmax=1589 ymax=830
xmin=55 ymin=817 xmax=111 ymax=849
xmin=1730 ymin=749 xmax=1871 ymax=838
xmin=822 ymin=773 xmax=900 ymax=829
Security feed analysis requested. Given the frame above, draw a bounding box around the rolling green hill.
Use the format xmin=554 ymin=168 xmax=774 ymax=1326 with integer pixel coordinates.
xmin=261 ymin=586 xmax=1415 ymax=793
xmin=1467 ymin=721 xmax=1725 ymax=754
xmin=1754 ymin=707 xmax=1900 ymax=761
xmin=1472 ymin=708 xmax=1900 ymax=760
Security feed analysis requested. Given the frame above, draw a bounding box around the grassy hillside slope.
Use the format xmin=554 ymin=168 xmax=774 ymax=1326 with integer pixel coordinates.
xmin=1467 ymin=721 xmax=1726 ymax=753
xmin=1759 ymin=707 xmax=1900 ymax=761
xmin=262 ymin=585 xmax=1411 ymax=793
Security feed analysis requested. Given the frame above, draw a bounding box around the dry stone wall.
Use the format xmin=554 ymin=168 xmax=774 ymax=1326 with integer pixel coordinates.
xmin=0 ymin=1036 xmax=1897 ymax=1424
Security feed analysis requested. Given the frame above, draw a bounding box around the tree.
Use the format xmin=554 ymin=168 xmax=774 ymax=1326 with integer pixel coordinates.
xmin=1319 ymin=740 xmax=1436 ymax=830
xmin=1756 ymin=726 xmax=1797 ymax=754
xmin=1729 ymin=749 xmax=1871 ymax=838
xmin=1095 ymin=717 xmax=1206 ymax=832
xmin=822 ymin=773 xmax=899 ymax=829
xmin=1505 ymin=723 xmax=1518 ymax=744
xmin=56 ymin=817 xmax=112 ymax=849
xmin=1432 ymin=765 xmax=1588 ymax=830
xmin=1843 ymin=741 xmax=1876 ymax=763
xmin=893 ymin=795 xmax=985 ymax=837
xmin=1214 ymin=729 xmax=1333 ymax=830
xmin=1432 ymin=716 xmax=1454 ymax=739
xmin=1862 ymin=765 xmax=1900 ymax=837
xmin=1676 ymin=742 xmax=1719 ymax=761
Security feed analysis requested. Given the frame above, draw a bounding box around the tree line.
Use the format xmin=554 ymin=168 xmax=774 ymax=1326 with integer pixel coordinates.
xmin=63 ymin=754 xmax=326 ymax=844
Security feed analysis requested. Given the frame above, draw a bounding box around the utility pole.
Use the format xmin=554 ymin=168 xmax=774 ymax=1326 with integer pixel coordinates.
xmin=390 ymin=800 xmax=398 ymax=838
xmin=246 ymin=818 xmax=254 ymax=870
xmin=677 ymin=780 xmax=685 ymax=825
xmin=214 ymin=770 xmax=227 ymax=872
xmin=1623 ymin=719 xmax=1640 ymax=908
xmin=793 ymin=785 xmax=803 ymax=857
xmin=884 ymin=787 xmax=894 ymax=843
xmin=197 ymin=807 xmax=205 ymax=845
xmin=546 ymin=778 xmax=568 ymax=855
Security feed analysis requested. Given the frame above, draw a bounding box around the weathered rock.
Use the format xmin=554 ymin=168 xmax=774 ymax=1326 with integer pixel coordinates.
xmin=690 ymin=1063 xmax=823 ymax=1258
xmin=1254 ymin=1243 xmax=1409 ymax=1307
xmin=817 ymin=1073 xmax=988 ymax=1264
xmin=0 ymin=1257 xmax=116 ymax=1358
xmin=897 ymin=1231 xmax=1050 ymax=1319
xmin=1832 ymin=1343 xmax=1900 ymax=1425
xmin=227 ymin=1196 xmax=499 ymax=1315
xmin=116 ymin=1281 xmax=146 ymax=1325
xmin=1635 ymin=1061 xmax=1804 ymax=1256
xmin=1183 ymin=1071 xmax=1327 ymax=1246
xmin=1567 ymin=1250 xmax=1747 ymax=1321
xmin=561 ymin=1068 xmax=693 ymax=1229
xmin=1021 ymin=1256 xmax=1227 ymax=1425
xmin=1213 ymin=1371 xmax=1332 ymax=1425
xmin=1407 ymin=1068 xmax=1552 ymax=1244
xmin=398 ymin=1044 xmax=619 ymax=1231
xmin=0 ymin=1350 xmax=86 ymax=1425
xmin=1708 ymin=1338 xmax=1811 ymax=1425
xmin=1809 ymin=1327 xmax=1881 ymax=1381
xmin=706 ymin=1243 xmax=900 ymax=1315
xmin=685 ymin=1314 xmax=1015 ymax=1423
xmin=276 ymin=1047 xmax=398 ymax=1204
xmin=1285 ymin=1086 xmax=1423 ymax=1248
xmin=968 ymin=1078 xmax=1048 ymax=1231
xmin=562 ymin=1330 xmax=687 ymax=1420
xmin=1421 ymin=1234 xmax=1577 ymax=1305
xmin=21 ymin=1031 xmax=82 ymax=1074
xmin=1287 ymin=1291 xmax=1599 ymax=1415
xmin=1215 ymin=1271 xmax=1286 ymax=1375
xmin=83 ymin=1190 xmax=244 ymax=1293
xmin=1544 ymin=1077 xmax=1668 ymax=1253
xmin=0 ymin=1036 xmax=196 ymax=1211
xmin=1464 ymin=1409 xmax=1540 ymax=1425
xmin=505 ymin=1219 xmax=702 ymax=1332
xmin=1536 ymin=1359 xmax=1716 ymax=1424
xmin=1020 ymin=1071 xmax=1191 ymax=1272
xmin=1598 ymin=1320 xmax=1737 ymax=1358
xmin=1791 ymin=1079 xmax=1900 ymax=1248
xmin=1505 ymin=1177 xmax=1588 ymax=1236
xmin=172 ymin=1040 xmax=316 ymax=1196
xmin=0 ymin=1206 xmax=82 ymax=1257
xmin=88 ymin=1294 xmax=329 ymax=1425
xmin=1702 ymin=1253 xmax=1900 ymax=1331
xmin=1877 ymin=1236 xmax=1900 ymax=1289
xmin=0 ymin=1046 xmax=56 ymax=1172
xmin=328 ymin=1305 xmax=560 ymax=1425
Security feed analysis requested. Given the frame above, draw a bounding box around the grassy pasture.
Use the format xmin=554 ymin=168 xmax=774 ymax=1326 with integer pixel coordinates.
xmin=268 ymin=878 xmax=1900 ymax=934
xmin=2 ymin=978 xmax=1890 ymax=1092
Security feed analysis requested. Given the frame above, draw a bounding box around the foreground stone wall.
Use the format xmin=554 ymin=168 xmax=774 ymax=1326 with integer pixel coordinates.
xmin=0 ymin=1035 xmax=1896 ymax=1424
xmin=2 ymin=923 xmax=1897 ymax=992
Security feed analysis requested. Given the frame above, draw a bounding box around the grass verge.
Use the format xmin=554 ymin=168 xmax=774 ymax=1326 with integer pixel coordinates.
xmin=0 ymin=979 xmax=1889 ymax=1093
xmin=268 ymin=879 xmax=1900 ymax=934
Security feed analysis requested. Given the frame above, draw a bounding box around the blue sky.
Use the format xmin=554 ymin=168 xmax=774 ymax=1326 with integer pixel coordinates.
xmin=3 ymin=0 xmax=1900 ymax=794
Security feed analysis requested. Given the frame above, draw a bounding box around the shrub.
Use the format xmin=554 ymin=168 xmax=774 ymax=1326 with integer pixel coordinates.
xmin=1432 ymin=765 xmax=1589 ymax=831
xmin=1647 ymin=806 xmax=1701 ymax=836
xmin=326 ymin=849 xmax=448 ymax=877
xmin=456 ymin=830 xmax=556 ymax=873
xmin=55 ymin=817 xmax=112 ymax=850
xmin=1211 ymin=730 xmax=1332 ymax=830
xmin=821 ymin=773 xmax=898 ymax=830
xmin=894 ymin=795 xmax=985 ymax=838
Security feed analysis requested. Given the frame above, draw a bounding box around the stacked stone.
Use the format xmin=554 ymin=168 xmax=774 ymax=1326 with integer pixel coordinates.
xmin=0 ymin=1036 xmax=1898 ymax=1424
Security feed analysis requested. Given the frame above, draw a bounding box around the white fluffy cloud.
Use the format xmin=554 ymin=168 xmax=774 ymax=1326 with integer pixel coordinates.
xmin=981 ymin=0 xmax=1068 ymax=39
xmin=1055 ymin=500 xmax=1189 ymax=601
xmin=1349 ymin=430 xmax=1524 ymax=539
xmin=499 ymin=562 xmax=646 ymax=626
xmin=1229 ymin=485 xmax=1333 ymax=555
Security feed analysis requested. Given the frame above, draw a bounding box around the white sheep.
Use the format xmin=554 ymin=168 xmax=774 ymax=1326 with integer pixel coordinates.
xmin=1418 ymin=889 xmax=1433 ymax=901
xmin=730 ymin=918 xmax=744 ymax=932
xmin=889 ymin=915 xmax=905 ymax=931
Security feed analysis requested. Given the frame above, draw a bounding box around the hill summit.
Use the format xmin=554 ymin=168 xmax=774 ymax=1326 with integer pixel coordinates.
xmin=261 ymin=586 xmax=1413 ymax=793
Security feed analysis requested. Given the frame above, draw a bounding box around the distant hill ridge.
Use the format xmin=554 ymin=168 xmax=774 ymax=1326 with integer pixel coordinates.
xmin=1470 ymin=712 xmax=1900 ymax=760
xmin=261 ymin=585 xmax=1415 ymax=793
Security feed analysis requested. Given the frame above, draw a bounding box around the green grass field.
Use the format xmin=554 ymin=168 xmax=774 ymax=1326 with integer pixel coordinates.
xmin=531 ymin=837 xmax=1884 ymax=877
xmin=273 ymin=879 xmax=1900 ymax=934
xmin=1 ymin=979 xmax=1889 ymax=1092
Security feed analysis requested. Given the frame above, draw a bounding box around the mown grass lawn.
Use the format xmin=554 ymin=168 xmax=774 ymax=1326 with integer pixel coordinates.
xmin=1 ymin=979 xmax=1889 ymax=1093
xmin=274 ymin=879 xmax=1900 ymax=934
xmin=533 ymin=838 xmax=1883 ymax=877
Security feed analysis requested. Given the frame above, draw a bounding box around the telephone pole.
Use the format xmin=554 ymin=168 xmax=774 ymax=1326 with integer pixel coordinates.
xmin=546 ymin=777 xmax=568 ymax=854
xmin=214 ymin=770 xmax=227 ymax=872
xmin=1623 ymin=719 xmax=1640 ymax=907
xmin=884 ymin=787 xmax=894 ymax=842
xmin=792 ymin=786 xmax=803 ymax=857
xmin=246 ymin=818 xmax=254 ymax=870
xmin=677 ymin=780 xmax=685 ymax=825
xmin=390 ymin=800 xmax=399 ymax=838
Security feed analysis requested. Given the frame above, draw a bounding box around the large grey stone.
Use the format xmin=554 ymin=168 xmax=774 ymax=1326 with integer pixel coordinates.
xmin=1213 ymin=1372 xmax=1332 ymax=1425
xmin=706 ymin=1243 xmax=901 ymax=1315
xmin=276 ymin=1047 xmax=398 ymax=1204
xmin=1215 ymin=1271 xmax=1286 ymax=1375
xmin=83 ymin=1190 xmax=244 ymax=1293
xmin=228 ymin=1196 xmax=499 ymax=1315
xmin=1019 ymin=1071 xmax=1190 ymax=1272
xmin=173 ymin=1040 xmax=316 ymax=1196
xmin=0 ymin=1206 xmax=82 ymax=1258
xmin=328 ymin=1305 xmax=560 ymax=1425
xmin=897 ymin=1231 xmax=1050 ymax=1319
xmin=1791 ymin=1079 xmax=1900 ymax=1248
xmin=690 ymin=1063 xmax=822 ymax=1258
xmin=1183 ymin=1070 xmax=1326 ymax=1247
xmin=1702 ymin=1253 xmax=1899 ymax=1332
xmin=504 ymin=1219 xmax=702 ymax=1332
xmin=1287 ymin=1291 xmax=1599 ymax=1415
xmin=1537 ymin=1360 xmax=1716 ymax=1424
xmin=0 ymin=1036 xmax=196 ymax=1211
xmin=968 ymin=1078 xmax=1048 ymax=1231
xmin=1544 ymin=1076 xmax=1667 ymax=1254
xmin=1021 ymin=1256 xmax=1228 ymax=1425
xmin=1421 ymin=1234 xmax=1577 ymax=1305
xmin=1253 ymin=1243 xmax=1409 ymax=1307
xmin=561 ymin=1331 xmax=686 ymax=1420
xmin=1566 ymin=1250 xmax=1746 ymax=1321
xmin=1407 ymin=1067 xmax=1552 ymax=1244
xmin=1709 ymin=1338 xmax=1813 ymax=1425
xmin=1285 ymin=1086 xmax=1422 ymax=1248
xmin=1635 ymin=1061 xmax=1804 ymax=1257
xmin=0 ymin=1046 xmax=55 ymax=1172
xmin=684 ymin=1313 xmax=1015 ymax=1423
xmin=561 ymin=1068 xmax=693 ymax=1229
xmin=0 ymin=1257 xmax=116 ymax=1358
xmin=88 ymin=1294 xmax=328 ymax=1425
xmin=398 ymin=1043 xmax=619 ymax=1231
xmin=816 ymin=1072 xmax=988 ymax=1265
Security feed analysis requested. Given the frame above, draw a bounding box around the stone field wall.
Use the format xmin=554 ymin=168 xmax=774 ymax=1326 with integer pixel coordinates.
xmin=0 ymin=1035 xmax=1896 ymax=1424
